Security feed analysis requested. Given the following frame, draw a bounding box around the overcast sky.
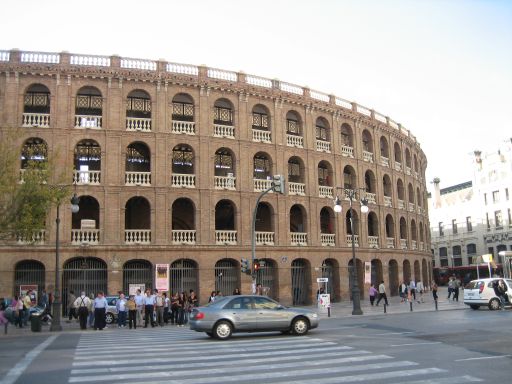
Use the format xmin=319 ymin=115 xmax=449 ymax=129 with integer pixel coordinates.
xmin=3 ymin=0 xmax=511 ymax=190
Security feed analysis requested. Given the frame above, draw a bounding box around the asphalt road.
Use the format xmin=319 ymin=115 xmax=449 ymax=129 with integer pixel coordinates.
xmin=0 ymin=308 xmax=510 ymax=383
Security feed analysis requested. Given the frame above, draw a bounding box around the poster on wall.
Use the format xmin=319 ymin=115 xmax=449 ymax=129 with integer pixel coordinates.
xmin=364 ymin=262 xmax=371 ymax=284
xmin=155 ymin=264 xmax=170 ymax=291
xmin=129 ymin=284 xmax=145 ymax=296
xmin=20 ymin=285 xmax=38 ymax=304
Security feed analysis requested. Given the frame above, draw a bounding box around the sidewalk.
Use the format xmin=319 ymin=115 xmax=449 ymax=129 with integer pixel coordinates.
xmin=311 ymin=286 xmax=467 ymax=319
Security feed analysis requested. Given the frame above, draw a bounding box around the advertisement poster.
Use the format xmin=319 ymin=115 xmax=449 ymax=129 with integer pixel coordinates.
xmin=20 ymin=284 xmax=38 ymax=304
xmin=364 ymin=261 xmax=371 ymax=284
xmin=155 ymin=264 xmax=169 ymax=291
xmin=129 ymin=284 xmax=145 ymax=296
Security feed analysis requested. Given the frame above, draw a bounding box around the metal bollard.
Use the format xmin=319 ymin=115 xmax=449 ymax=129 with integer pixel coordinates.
xmin=434 ymin=299 xmax=438 ymax=311
xmin=410 ymin=301 xmax=413 ymax=312
xmin=327 ymin=306 xmax=331 ymax=317
xmin=383 ymin=303 xmax=387 ymax=313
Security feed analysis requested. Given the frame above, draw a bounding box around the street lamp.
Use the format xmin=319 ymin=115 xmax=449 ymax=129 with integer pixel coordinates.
xmin=333 ymin=188 xmax=368 ymax=315
xmin=50 ymin=192 xmax=79 ymax=332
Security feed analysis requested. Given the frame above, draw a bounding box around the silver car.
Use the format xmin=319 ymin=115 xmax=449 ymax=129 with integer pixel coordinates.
xmin=189 ymin=295 xmax=319 ymax=339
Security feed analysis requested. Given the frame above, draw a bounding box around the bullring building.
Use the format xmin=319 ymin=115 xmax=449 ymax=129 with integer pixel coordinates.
xmin=0 ymin=49 xmax=431 ymax=307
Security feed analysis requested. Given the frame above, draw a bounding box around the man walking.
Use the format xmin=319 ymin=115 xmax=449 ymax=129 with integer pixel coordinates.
xmin=67 ymin=290 xmax=77 ymax=322
xmin=73 ymin=291 xmax=91 ymax=330
xmin=143 ymin=288 xmax=156 ymax=328
xmin=376 ymin=280 xmax=389 ymax=306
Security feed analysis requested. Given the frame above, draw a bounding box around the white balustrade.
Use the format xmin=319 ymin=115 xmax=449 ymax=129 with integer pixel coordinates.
xmin=368 ymin=236 xmax=379 ymax=248
xmin=356 ymin=105 xmax=372 ymax=117
xmin=364 ymin=192 xmax=376 ymax=204
xmin=213 ymin=124 xmax=235 ymax=138
xmin=414 ymin=171 xmax=419 ymax=179
xmin=214 ymin=175 xmax=236 ymax=190
xmin=316 ymin=139 xmax=331 ymax=152
xmin=207 ymin=69 xmax=237 ymax=82
xmin=166 ymin=63 xmax=199 ymax=76
xmin=419 ymin=241 xmax=424 ymax=251
xmin=398 ymin=199 xmax=405 ymax=209
xmin=22 ymin=113 xmax=50 ymax=127
xmin=125 ymin=172 xmax=151 ymax=186
xmin=0 ymin=51 xmax=10 ymax=61
xmin=216 ymin=230 xmax=237 ymax=245
xmin=288 ymin=182 xmax=305 ymax=196
xmin=384 ymin=196 xmax=392 ymax=207
xmin=246 ymin=75 xmax=272 ymax=88
xmin=125 ymin=230 xmax=151 ymax=244
xmin=400 ymin=239 xmax=408 ymax=249
xmin=252 ymin=129 xmax=272 ymax=143
xmin=71 ymin=229 xmax=100 ymax=245
xmin=411 ymin=240 xmax=417 ymax=250
xmin=253 ymin=178 xmax=273 ymax=192
xmin=417 ymin=206 xmax=423 ymax=215
xmin=280 ymin=82 xmax=303 ymax=95
xmin=310 ymin=91 xmax=330 ymax=102
xmin=363 ymin=151 xmax=374 ymax=163
xmin=17 ymin=230 xmax=46 ymax=244
xmin=21 ymin=52 xmax=59 ymax=63
xmin=386 ymin=237 xmax=395 ymax=248
xmin=335 ymin=97 xmax=353 ymax=109
xmin=341 ymin=145 xmax=354 ymax=158
xmin=394 ymin=162 xmax=402 ymax=171
xmin=75 ymin=115 xmax=102 ymax=128
xmin=405 ymin=166 xmax=411 ymax=175
xmin=346 ymin=234 xmax=359 ymax=247
xmin=286 ymin=134 xmax=303 ymax=147
xmin=408 ymin=202 xmax=415 ymax=212
xmin=121 ymin=58 xmax=157 ymax=70
xmin=255 ymin=231 xmax=275 ymax=245
xmin=380 ymin=156 xmax=389 ymax=167
xmin=172 ymin=121 xmax=195 ymax=135
xmin=320 ymin=233 xmax=335 ymax=247
xmin=126 ymin=117 xmax=151 ymax=131
xmin=319 ymin=186 xmax=333 ymax=198
xmin=389 ymin=119 xmax=399 ymax=130
xmin=172 ymin=230 xmax=196 ymax=245
xmin=70 ymin=55 xmax=110 ymax=66
xmin=172 ymin=174 xmax=196 ymax=188
xmin=375 ymin=112 xmax=387 ymax=123
xmin=290 ymin=232 xmax=308 ymax=246
xmin=73 ymin=170 xmax=101 ymax=185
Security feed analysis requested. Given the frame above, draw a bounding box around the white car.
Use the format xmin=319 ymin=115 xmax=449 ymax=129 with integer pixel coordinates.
xmin=464 ymin=278 xmax=512 ymax=310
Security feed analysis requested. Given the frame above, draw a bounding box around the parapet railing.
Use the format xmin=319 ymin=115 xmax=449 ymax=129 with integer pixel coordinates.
xmin=0 ymin=48 xmax=419 ymax=146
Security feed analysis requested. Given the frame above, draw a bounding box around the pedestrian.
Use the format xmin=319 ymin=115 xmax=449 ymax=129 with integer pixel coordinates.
xmin=143 ymin=288 xmax=156 ymax=328
xmin=409 ymin=280 xmax=417 ymax=301
xmin=177 ymin=292 xmax=186 ymax=327
xmin=170 ymin=292 xmax=179 ymax=325
xmin=87 ymin=293 xmax=95 ymax=327
xmin=39 ymin=289 xmax=49 ymax=311
xmin=93 ymin=291 xmax=108 ymax=330
xmin=368 ymin=284 xmax=378 ymax=306
xmin=163 ymin=292 xmax=170 ymax=324
xmin=189 ymin=290 xmax=198 ymax=308
xmin=447 ymin=276 xmax=454 ymax=299
xmin=432 ymin=282 xmax=438 ymax=302
xmin=183 ymin=291 xmax=190 ymax=325
xmin=134 ymin=289 xmax=144 ymax=326
xmin=126 ymin=295 xmax=137 ymax=329
xmin=399 ymin=281 xmax=408 ymax=302
xmin=208 ymin=291 xmax=216 ymax=303
xmin=493 ymin=279 xmax=508 ymax=310
xmin=73 ymin=291 xmax=92 ymax=330
xmin=376 ymin=280 xmax=389 ymax=306
xmin=14 ymin=295 xmax=24 ymax=328
xmin=22 ymin=292 xmax=33 ymax=326
xmin=116 ymin=293 xmax=128 ymax=328
xmin=0 ymin=301 xmax=8 ymax=334
xmin=67 ymin=290 xmax=77 ymax=322
xmin=453 ymin=277 xmax=461 ymax=302
xmin=155 ymin=290 xmax=164 ymax=326
xmin=416 ymin=281 xmax=425 ymax=303
xmin=232 ymin=288 xmax=241 ymax=295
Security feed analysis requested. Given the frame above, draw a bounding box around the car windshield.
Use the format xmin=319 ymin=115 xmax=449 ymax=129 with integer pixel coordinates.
xmin=465 ymin=281 xmax=480 ymax=289
xmin=205 ymin=296 xmax=230 ymax=307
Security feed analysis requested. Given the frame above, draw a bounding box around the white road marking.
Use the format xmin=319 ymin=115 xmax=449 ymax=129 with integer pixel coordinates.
xmin=1 ymin=334 xmax=58 ymax=384
xmin=402 ymin=376 xmax=483 ymax=383
xmin=390 ymin=342 xmax=442 ymax=347
xmin=455 ymin=354 xmax=512 ymax=362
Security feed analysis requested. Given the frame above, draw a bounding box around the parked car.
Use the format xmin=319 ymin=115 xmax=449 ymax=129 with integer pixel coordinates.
xmin=105 ymin=296 xmax=119 ymax=324
xmin=464 ymin=278 xmax=512 ymax=310
xmin=189 ymin=295 xmax=319 ymax=340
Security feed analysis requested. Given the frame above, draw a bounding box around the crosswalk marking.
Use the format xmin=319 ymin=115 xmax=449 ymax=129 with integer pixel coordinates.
xmin=68 ymin=328 xmax=483 ymax=384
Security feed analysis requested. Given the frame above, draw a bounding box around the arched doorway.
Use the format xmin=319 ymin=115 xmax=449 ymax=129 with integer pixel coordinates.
xmin=422 ymin=259 xmax=428 ymax=285
xmin=215 ymin=259 xmax=240 ymax=296
xmin=255 ymin=258 xmax=278 ymax=300
xmin=371 ymin=259 xmax=383 ymax=286
xmin=321 ymin=259 xmax=340 ymax=302
xmin=403 ymin=260 xmax=412 ymax=282
xmin=14 ymin=260 xmax=45 ymax=299
xmin=291 ymin=259 xmax=311 ymax=305
xmin=388 ymin=259 xmax=399 ymax=296
xmin=123 ymin=260 xmax=153 ymax=294
xmin=414 ymin=260 xmax=421 ymax=281
xmin=348 ymin=259 xmax=364 ymax=299
xmin=170 ymin=259 xmax=199 ymax=296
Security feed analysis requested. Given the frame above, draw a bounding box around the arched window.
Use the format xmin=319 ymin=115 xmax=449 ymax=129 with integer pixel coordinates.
xmin=172 ymin=93 xmax=194 ymax=122
xmin=75 ymin=86 xmax=102 ymax=128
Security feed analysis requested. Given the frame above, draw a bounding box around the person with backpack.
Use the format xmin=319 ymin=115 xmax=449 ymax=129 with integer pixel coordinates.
xmin=73 ymin=291 xmax=91 ymax=330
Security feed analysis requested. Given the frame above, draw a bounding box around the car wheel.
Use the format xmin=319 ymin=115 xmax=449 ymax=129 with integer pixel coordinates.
xmin=488 ymin=298 xmax=501 ymax=310
xmin=105 ymin=312 xmax=114 ymax=324
xmin=291 ymin=317 xmax=309 ymax=335
xmin=213 ymin=321 xmax=233 ymax=340
xmin=206 ymin=332 xmax=214 ymax=338
xmin=469 ymin=305 xmax=479 ymax=310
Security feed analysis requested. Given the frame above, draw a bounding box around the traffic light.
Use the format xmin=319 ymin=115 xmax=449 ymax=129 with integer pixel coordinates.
xmin=272 ymin=174 xmax=286 ymax=194
xmin=241 ymin=258 xmax=251 ymax=275
xmin=253 ymin=259 xmax=260 ymax=272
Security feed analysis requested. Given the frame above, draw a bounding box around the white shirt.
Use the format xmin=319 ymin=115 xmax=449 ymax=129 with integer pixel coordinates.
xmin=378 ymin=283 xmax=386 ymax=294
xmin=135 ymin=293 xmax=144 ymax=306
xmin=144 ymin=294 xmax=156 ymax=305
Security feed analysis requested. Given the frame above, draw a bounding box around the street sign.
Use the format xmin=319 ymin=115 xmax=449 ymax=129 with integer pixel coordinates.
xmin=317 ymin=277 xmax=328 ymax=283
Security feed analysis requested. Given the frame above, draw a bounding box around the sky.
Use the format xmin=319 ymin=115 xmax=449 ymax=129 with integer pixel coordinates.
xmin=2 ymin=0 xmax=511 ymax=191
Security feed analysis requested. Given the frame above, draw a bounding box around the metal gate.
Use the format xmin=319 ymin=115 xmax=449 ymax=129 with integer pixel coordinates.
xmin=14 ymin=260 xmax=45 ymax=299
xmin=170 ymin=259 xmax=198 ymax=296
xmin=215 ymin=259 xmax=239 ymax=296
xmin=321 ymin=260 xmax=339 ymax=302
xmin=255 ymin=259 xmax=278 ymax=300
xmin=63 ymin=258 xmax=107 ymax=315
xmin=291 ymin=259 xmax=310 ymax=305
xmin=123 ymin=259 xmax=153 ymax=294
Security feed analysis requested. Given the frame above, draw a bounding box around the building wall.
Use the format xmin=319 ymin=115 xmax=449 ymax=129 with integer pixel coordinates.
xmin=0 ymin=49 xmax=431 ymax=305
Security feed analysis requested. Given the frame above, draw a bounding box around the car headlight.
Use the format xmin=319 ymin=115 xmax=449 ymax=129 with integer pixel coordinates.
xmin=311 ymin=313 xmax=318 ymax=318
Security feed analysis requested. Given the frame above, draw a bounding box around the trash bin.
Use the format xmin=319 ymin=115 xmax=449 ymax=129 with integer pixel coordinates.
xmin=30 ymin=314 xmax=42 ymax=332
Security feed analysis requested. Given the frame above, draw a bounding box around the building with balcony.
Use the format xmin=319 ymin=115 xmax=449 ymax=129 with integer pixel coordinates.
xmin=0 ymin=49 xmax=431 ymax=307
xmin=429 ymin=139 xmax=512 ymax=269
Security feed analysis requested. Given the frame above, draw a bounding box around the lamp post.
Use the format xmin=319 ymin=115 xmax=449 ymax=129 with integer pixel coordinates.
xmin=50 ymin=193 xmax=79 ymax=332
xmin=333 ymin=188 xmax=368 ymax=315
